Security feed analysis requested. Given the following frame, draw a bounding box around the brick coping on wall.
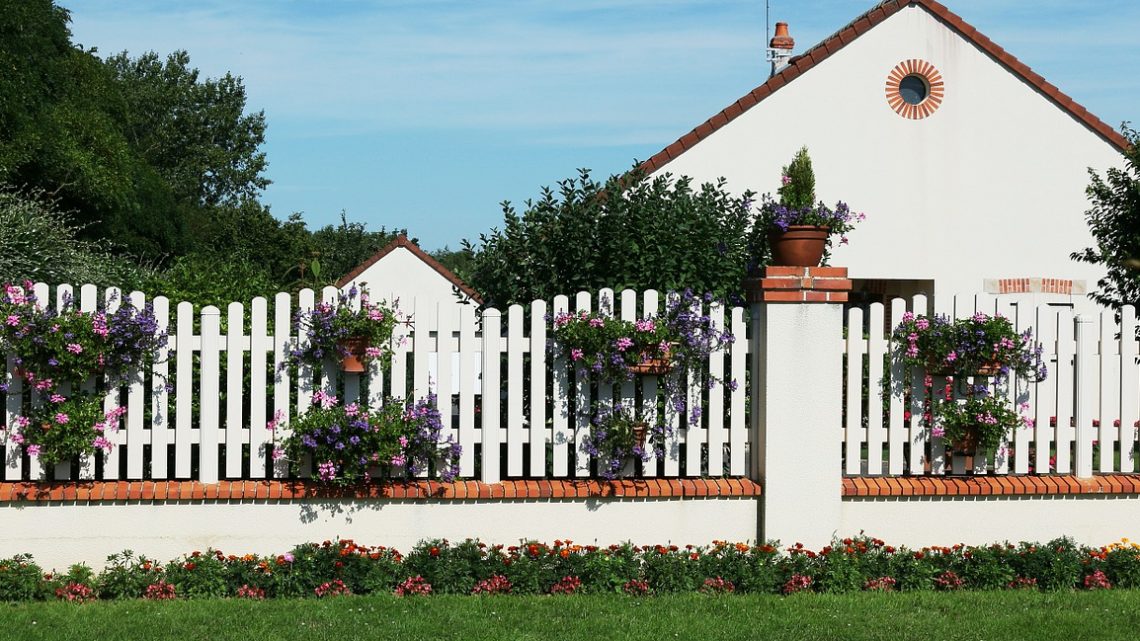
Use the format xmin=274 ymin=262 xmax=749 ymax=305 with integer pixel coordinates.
xmin=843 ymin=474 xmax=1140 ymax=498
xmin=0 ymin=478 xmax=762 ymax=504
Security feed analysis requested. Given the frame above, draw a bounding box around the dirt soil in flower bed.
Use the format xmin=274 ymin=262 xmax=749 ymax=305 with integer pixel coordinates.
xmin=3 ymin=591 xmax=1140 ymax=641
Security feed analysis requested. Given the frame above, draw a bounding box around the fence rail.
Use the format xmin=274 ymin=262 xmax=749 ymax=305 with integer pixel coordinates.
xmin=843 ymin=295 xmax=1140 ymax=477
xmin=2 ymin=284 xmax=750 ymax=484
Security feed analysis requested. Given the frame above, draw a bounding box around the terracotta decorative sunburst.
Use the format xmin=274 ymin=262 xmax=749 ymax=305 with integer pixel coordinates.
xmin=885 ymin=59 xmax=944 ymax=119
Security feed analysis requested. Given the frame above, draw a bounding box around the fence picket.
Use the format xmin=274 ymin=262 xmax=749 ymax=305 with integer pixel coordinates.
xmin=729 ymin=306 xmax=747 ymax=476
xmin=506 ymin=304 xmax=525 ymax=477
xmin=529 ymin=299 xmax=548 ymax=477
xmin=1075 ymin=312 xmax=1095 ymax=477
xmin=574 ymin=292 xmax=592 ymax=477
xmin=551 ymin=295 xmax=570 ymax=477
xmin=151 ymin=296 xmax=171 ymax=479
xmin=707 ymin=301 xmax=726 ymax=476
xmin=866 ymin=303 xmax=886 ymax=475
xmin=1098 ymin=309 xmax=1117 ymax=472
xmin=126 ymin=291 xmax=147 ymax=479
xmin=272 ymin=293 xmax=292 ymax=478
xmin=1121 ymin=306 xmax=1139 ymax=473
xmin=249 ymin=297 xmax=269 ymax=478
xmin=199 ymin=306 xmax=222 ymax=484
xmin=844 ymin=307 xmax=864 ymax=475
xmin=458 ymin=303 xmax=477 ymax=477
xmin=1034 ymin=305 xmax=1058 ymax=475
xmin=908 ymin=294 xmax=929 ymax=476
xmin=1055 ymin=307 xmax=1075 ymax=474
xmin=175 ymin=302 xmax=194 ymax=478
xmin=481 ymin=308 xmax=502 ymax=483
xmin=887 ymin=299 xmax=906 ymax=475
xmin=100 ymin=287 xmax=121 ymax=481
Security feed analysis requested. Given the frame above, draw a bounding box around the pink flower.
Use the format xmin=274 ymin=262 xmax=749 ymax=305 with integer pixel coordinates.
xmin=271 ymin=447 xmax=285 ymax=461
xmin=317 ymin=461 xmax=337 ymax=480
xmin=945 ymin=351 xmax=957 ymax=363
xmin=50 ymin=394 xmax=66 ymax=403
xmin=367 ymin=308 xmax=384 ymax=321
xmin=390 ymin=454 xmax=407 ymax=467
xmin=54 ymin=412 xmax=70 ymax=425
xmin=93 ymin=437 xmax=113 ymax=452
xmin=614 ymin=337 xmax=633 ymax=352
xmin=398 ymin=435 xmax=409 ymax=448
xmin=13 ymin=416 xmax=29 ymax=429
xmin=588 ymin=318 xmax=605 ymax=328
xmin=66 ymin=343 xmax=83 ymax=354
xmin=26 ymin=444 xmax=41 ymax=457
xmin=570 ymin=348 xmax=584 ymax=361
xmin=5 ymin=315 xmax=18 ymax=327
xmin=312 ymin=391 xmax=338 ymax=409
xmin=345 ymin=403 xmax=360 ymax=417
xmin=10 ymin=433 xmax=24 ymax=445
xmin=635 ymin=319 xmax=655 ymax=332
xmin=781 ymin=175 xmax=792 ymax=186
xmin=915 ymin=318 xmax=929 ymax=330
xmin=364 ymin=346 xmax=382 ymax=358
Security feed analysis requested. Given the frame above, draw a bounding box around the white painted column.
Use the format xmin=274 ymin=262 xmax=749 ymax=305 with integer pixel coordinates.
xmin=747 ymin=267 xmax=851 ymax=549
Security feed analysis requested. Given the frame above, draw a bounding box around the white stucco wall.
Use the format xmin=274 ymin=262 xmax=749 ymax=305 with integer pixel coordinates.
xmin=652 ymin=5 xmax=1122 ymax=298
xmin=0 ymin=498 xmax=758 ymax=571
xmin=842 ymin=495 xmax=1140 ymax=548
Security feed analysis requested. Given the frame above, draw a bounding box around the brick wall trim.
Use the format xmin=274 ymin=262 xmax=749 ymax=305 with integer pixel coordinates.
xmin=843 ymin=474 xmax=1140 ymax=498
xmin=0 ymin=478 xmax=762 ymax=504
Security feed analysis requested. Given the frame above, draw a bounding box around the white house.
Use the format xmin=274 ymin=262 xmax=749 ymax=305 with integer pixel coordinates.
xmin=337 ymin=233 xmax=480 ymax=316
xmin=641 ymin=0 xmax=1129 ymax=307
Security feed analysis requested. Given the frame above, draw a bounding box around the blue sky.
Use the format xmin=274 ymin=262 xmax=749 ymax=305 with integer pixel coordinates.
xmin=69 ymin=1 xmax=1138 ymax=252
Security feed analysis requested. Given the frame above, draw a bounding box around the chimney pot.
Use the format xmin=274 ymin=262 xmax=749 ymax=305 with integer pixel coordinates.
xmin=770 ymin=22 xmax=795 ymax=51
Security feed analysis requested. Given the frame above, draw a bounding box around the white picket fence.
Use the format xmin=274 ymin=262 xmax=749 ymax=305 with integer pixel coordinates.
xmin=1 ymin=283 xmax=750 ymax=483
xmin=844 ymin=294 xmax=1140 ymax=477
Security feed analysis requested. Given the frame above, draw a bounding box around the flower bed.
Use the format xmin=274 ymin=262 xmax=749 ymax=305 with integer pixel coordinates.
xmin=3 ymin=536 xmax=1139 ymax=601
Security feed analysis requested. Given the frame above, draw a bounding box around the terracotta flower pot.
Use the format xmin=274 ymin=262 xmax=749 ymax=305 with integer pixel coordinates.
xmin=632 ymin=423 xmax=648 ymax=448
xmin=629 ymin=344 xmax=675 ymax=375
xmin=768 ymin=225 xmax=829 ymax=267
xmin=337 ymin=336 xmax=371 ymax=373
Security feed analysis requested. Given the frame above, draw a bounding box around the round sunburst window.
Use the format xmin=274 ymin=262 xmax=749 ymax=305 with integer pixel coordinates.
xmin=885 ymin=59 xmax=944 ymax=119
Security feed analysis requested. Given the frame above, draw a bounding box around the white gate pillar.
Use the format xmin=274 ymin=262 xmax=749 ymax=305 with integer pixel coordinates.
xmin=746 ymin=266 xmax=851 ymax=549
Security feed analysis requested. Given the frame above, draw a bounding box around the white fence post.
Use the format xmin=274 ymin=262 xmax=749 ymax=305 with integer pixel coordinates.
xmin=746 ymin=267 xmax=850 ymax=549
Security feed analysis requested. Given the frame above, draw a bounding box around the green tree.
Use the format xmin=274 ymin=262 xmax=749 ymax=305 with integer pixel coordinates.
xmin=462 ymin=168 xmax=758 ymax=308
xmin=102 ymin=50 xmax=268 ymax=209
xmin=1072 ymin=126 xmax=1140 ymax=310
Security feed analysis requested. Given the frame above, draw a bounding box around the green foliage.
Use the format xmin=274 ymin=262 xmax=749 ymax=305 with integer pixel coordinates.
xmin=0 ymin=186 xmax=147 ymax=288
xmin=1073 ymin=126 xmax=1140 ymax=310
xmin=96 ymin=551 xmax=163 ymax=600
xmin=778 ymin=146 xmax=816 ymax=209
xmin=0 ymin=554 xmax=48 ymax=601
xmin=463 ymin=168 xmax=756 ymax=308
xmin=141 ymin=253 xmax=280 ymax=311
xmin=163 ymin=551 xmax=229 ymax=599
xmin=20 ymin=392 xmax=108 ymax=465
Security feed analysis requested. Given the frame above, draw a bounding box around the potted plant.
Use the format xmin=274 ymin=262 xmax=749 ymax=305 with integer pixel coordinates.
xmin=289 ymin=287 xmax=403 ymax=373
xmin=756 ymin=147 xmax=864 ymax=267
xmin=932 ymin=389 xmax=1023 ymax=459
xmin=9 ymin=393 xmax=127 ymax=465
xmin=890 ymin=311 xmax=1047 ymax=464
xmin=891 ymin=311 xmax=1047 ymax=381
xmin=580 ymin=402 xmax=668 ymax=480
xmin=0 ymin=283 xmax=168 ymax=389
xmin=275 ymin=391 xmax=461 ymax=486
xmin=550 ymin=290 xmax=735 ymax=385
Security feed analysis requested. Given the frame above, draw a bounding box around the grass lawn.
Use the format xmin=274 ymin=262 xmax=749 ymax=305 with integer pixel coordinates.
xmin=2 ymin=591 xmax=1139 ymax=641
